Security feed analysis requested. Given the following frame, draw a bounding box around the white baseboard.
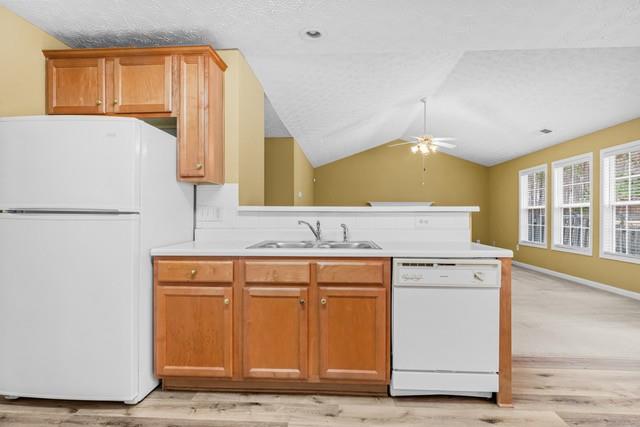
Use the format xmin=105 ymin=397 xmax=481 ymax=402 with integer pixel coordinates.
xmin=512 ymin=261 xmax=640 ymax=301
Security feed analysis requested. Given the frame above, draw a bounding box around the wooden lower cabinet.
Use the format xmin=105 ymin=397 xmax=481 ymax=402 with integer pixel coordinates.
xmin=243 ymin=287 xmax=308 ymax=379
xmin=318 ymin=287 xmax=387 ymax=381
xmin=154 ymin=257 xmax=390 ymax=395
xmin=155 ymin=285 xmax=233 ymax=378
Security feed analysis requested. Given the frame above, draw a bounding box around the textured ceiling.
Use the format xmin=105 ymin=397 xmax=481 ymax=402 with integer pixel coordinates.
xmin=264 ymin=96 xmax=291 ymax=138
xmin=3 ymin=0 xmax=640 ymax=166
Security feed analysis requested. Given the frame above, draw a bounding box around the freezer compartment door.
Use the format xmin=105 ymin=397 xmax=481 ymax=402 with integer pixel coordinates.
xmin=0 ymin=213 xmax=139 ymax=401
xmin=393 ymin=286 xmax=500 ymax=373
xmin=0 ymin=116 xmax=140 ymax=211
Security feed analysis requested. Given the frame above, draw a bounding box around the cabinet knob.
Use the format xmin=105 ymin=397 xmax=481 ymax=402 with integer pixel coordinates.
xmin=96 ymin=100 xmax=102 ymax=106
xmin=320 ymin=298 xmax=327 ymax=305
xmin=195 ymin=163 xmax=203 ymax=170
xmin=299 ymin=298 xmax=305 ymax=305
xmin=113 ymin=99 xmax=119 ymax=105
xmin=190 ymin=269 xmax=197 ymax=278
xmin=224 ymin=298 xmax=230 ymax=305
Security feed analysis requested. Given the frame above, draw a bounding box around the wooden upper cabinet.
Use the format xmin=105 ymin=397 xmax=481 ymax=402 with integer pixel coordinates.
xmin=178 ymin=55 xmax=206 ymax=178
xmin=318 ymin=287 xmax=387 ymax=382
xmin=43 ymin=46 xmax=227 ymax=184
xmin=242 ymin=287 xmax=308 ymax=380
xmin=155 ymin=285 xmax=233 ymax=378
xmin=111 ymin=55 xmax=172 ymax=114
xmin=47 ymin=58 xmax=106 ymax=114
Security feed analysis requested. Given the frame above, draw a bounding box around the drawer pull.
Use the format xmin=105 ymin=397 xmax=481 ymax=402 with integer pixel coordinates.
xmin=224 ymin=298 xmax=230 ymax=305
xmin=190 ymin=269 xmax=197 ymax=278
xmin=320 ymin=298 xmax=327 ymax=305
xmin=474 ymin=273 xmax=484 ymax=281
xmin=299 ymin=298 xmax=305 ymax=305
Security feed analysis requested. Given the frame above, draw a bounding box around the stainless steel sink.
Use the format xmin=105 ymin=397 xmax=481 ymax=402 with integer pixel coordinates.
xmin=316 ymin=241 xmax=381 ymax=249
xmin=246 ymin=240 xmax=315 ymax=249
xmin=247 ymin=240 xmax=381 ymax=250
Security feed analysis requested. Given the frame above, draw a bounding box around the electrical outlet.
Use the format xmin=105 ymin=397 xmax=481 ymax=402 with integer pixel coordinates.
xmin=297 ymin=191 xmax=303 ymax=199
xmin=516 ymin=243 xmax=520 ymax=251
xmin=197 ymin=205 xmax=221 ymax=222
xmin=414 ymin=217 xmax=431 ymax=228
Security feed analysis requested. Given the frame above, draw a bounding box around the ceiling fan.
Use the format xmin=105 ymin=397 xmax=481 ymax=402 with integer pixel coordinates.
xmin=390 ymin=98 xmax=456 ymax=155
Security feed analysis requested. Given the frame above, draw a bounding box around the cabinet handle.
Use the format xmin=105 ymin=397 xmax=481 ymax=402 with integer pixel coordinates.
xmin=195 ymin=163 xmax=203 ymax=170
xmin=320 ymin=298 xmax=327 ymax=305
xmin=190 ymin=269 xmax=197 ymax=278
xmin=113 ymin=99 xmax=119 ymax=105
xmin=299 ymin=298 xmax=305 ymax=305
xmin=224 ymin=298 xmax=230 ymax=305
xmin=96 ymin=100 xmax=102 ymax=106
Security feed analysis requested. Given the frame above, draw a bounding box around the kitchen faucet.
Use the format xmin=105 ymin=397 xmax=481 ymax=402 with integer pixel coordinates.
xmin=298 ymin=220 xmax=322 ymax=241
xmin=340 ymin=223 xmax=349 ymax=242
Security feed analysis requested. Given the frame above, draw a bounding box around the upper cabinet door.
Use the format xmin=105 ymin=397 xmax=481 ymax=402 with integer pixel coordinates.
xmin=111 ymin=56 xmax=172 ymax=114
xmin=178 ymin=55 xmax=206 ymax=178
xmin=47 ymin=58 xmax=106 ymax=114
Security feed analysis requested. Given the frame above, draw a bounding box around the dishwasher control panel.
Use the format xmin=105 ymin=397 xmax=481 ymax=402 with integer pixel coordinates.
xmin=394 ymin=259 xmax=501 ymax=287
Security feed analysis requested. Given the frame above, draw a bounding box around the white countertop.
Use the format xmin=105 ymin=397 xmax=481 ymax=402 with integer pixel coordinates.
xmin=151 ymin=240 xmax=513 ymax=258
xmin=237 ymin=205 xmax=480 ymax=213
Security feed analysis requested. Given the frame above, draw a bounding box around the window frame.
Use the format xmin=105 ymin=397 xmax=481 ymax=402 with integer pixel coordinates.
xmin=599 ymin=140 xmax=640 ymax=265
xmin=518 ymin=164 xmax=548 ymax=249
xmin=551 ymin=153 xmax=593 ymax=256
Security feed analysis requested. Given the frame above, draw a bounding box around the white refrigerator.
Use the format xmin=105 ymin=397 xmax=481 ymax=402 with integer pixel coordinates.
xmin=0 ymin=116 xmax=194 ymax=403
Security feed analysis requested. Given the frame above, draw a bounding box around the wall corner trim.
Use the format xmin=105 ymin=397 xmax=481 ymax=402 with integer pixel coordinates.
xmin=512 ymin=261 xmax=640 ymax=301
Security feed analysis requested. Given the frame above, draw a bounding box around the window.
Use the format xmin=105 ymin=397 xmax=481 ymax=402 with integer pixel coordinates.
xmin=552 ymin=154 xmax=592 ymax=255
xmin=519 ymin=165 xmax=547 ymax=247
xmin=601 ymin=140 xmax=640 ymax=264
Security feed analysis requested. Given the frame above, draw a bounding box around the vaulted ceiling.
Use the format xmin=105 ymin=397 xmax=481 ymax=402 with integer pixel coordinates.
xmin=3 ymin=0 xmax=640 ymax=166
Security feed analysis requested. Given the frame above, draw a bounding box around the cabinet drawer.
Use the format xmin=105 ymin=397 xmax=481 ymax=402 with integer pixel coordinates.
xmin=244 ymin=261 xmax=310 ymax=284
xmin=157 ymin=260 xmax=233 ymax=284
xmin=317 ymin=261 xmax=385 ymax=285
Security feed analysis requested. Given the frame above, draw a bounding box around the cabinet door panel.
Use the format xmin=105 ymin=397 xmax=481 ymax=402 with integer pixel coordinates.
xmin=112 ymin=56 xmax=172 ymax=113
xmin=318 ymin=287 xmax=386 ymax=381
xmin=178 ymin=55 xmax=206 ymax=178
xmin=156 ymin=286 xmax=233 ymax=377
xmin=47 ymin=58 xmax=105 ymax=114
xmin=243 ymin=287 xmax=308 ymax=379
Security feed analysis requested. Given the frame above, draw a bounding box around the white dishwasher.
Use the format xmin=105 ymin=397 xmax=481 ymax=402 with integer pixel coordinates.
xmin=391 ymin=258 xmax=501 ymax=397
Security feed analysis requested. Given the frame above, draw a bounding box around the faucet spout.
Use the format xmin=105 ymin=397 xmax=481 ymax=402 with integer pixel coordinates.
xmin=298 ymin=220 xmax=322 ymax=242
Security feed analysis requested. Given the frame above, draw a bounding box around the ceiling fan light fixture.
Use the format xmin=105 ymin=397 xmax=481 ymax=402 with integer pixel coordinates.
xmin=410 ymin=145 xmax=419 ymax=153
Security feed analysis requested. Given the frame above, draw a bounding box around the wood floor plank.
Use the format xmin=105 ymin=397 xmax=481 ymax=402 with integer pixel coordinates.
xmin=558 ymin=411 xmax=640 ymax=427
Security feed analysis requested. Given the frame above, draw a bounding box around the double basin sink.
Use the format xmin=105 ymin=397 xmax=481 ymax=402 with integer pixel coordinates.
xmin=247 ymin=240 xmax=381 ymax=250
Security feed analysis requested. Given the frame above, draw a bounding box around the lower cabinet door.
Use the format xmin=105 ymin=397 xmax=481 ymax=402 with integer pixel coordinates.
xmin=318 ymin=287 xmax=387 ymax=381
xmin=243 ymin=287 xmax=308 ymax=379
xmin=155 ymin=286 xmax=233 ymax=377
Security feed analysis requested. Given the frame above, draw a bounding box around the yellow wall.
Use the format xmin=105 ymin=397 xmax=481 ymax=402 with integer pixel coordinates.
xmin=264 ymin=137 xmax=314 ymax=206
xmin=293 ymin=141 xmax=314 ymax=206
xmin=314 ymin=141 xmax=490 ymax=243
xmin=265 ymin=138 xmax=294 ymax=205
xmin=488 ymin=118 xmax=640 ymax=293
xmin=217 ymin=49 xmax=264 ymax=205
xmin=0 ymin=6 xmax=68 ymax=116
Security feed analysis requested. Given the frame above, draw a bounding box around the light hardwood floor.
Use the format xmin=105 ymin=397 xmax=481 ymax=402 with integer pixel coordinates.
xmin=1 ymin=266 xmax=639 ymax=426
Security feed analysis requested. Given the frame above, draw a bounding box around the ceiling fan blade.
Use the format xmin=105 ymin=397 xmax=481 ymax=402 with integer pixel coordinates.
xmin=431 ymin=141 xmax=456 ymax=149
xmin=389 ymin=141 xmax=415 ymax=147
xmin=432 ymin=137 xmax=456 ymax=142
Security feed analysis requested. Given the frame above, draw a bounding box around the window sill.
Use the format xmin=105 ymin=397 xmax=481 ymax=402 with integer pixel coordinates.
xmin=519 ymin=240 xmax=547 ymax=249
xmin=600 ymin=252 xmax=640 ymax=265
xmin=552 ymin=245 xmax=593 ymax=257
